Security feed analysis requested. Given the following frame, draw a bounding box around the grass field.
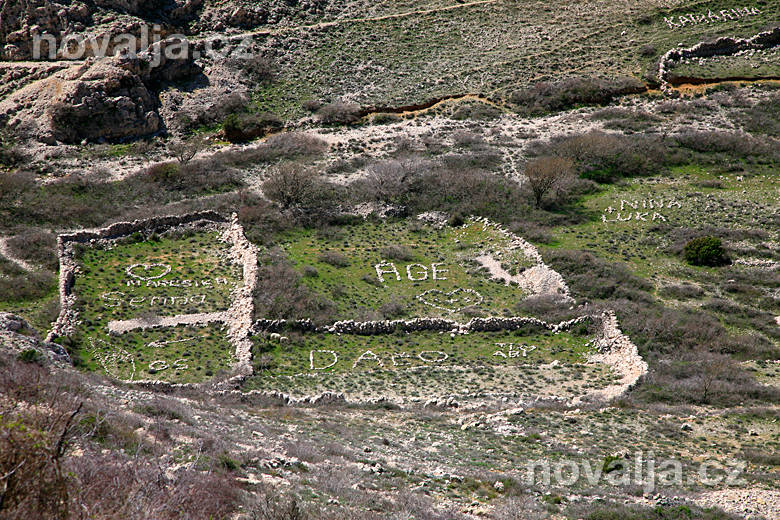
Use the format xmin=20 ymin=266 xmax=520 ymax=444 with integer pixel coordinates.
xmin=667 ymin=47 xmax=780 ymax=84
xmin=244 ymin=327 xmax=615 ymax=399
xmin=275 ymin=218 xmax=538 ymax=321
xmin=543 ymin=163 xmax=779 ymax=357
xmin=252 ymin=0 xmax=780 ymax=119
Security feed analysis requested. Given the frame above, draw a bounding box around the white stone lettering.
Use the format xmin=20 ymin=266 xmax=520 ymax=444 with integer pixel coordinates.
xmin=353 ymin=350 xmax=384 ymax=369
xmin=406 ymin=263 xmax=429 ymax=281
xmin=310 ymin=350 xmax=338 ymax=370
xmin=431 ymin=263 xmax=448 ymax=280
xmin=418 ymin=351 xmax=448 ymax=363
xmin=375 ymin=262 xmax=401 ymax=282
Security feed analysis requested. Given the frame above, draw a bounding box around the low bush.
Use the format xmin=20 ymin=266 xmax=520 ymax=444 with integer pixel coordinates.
xmin=529 ymin=131 xmax=670 ymax=182
xmin=0 ymin=265 xmax=56 ymax=303
xmin=5 ymin=229 xmax=58 ymax=270
xmin=253 ymin=249 xmax=336 ymax=324
xmin=223 ymin=111 xmax=283 ymax=143
xmin=523 ymin=156 xmax=575 ymax=207
xmin=543 ymin=249 xmax=652 ymax=301
xmin=316 ymin=102 xmax=361 ymax=125
xmin=319 ymin=251 xmax=350 ymax=267
xmin=675 ymin=130 xmax=776 ymax=159
xmin=683 ymin=236 xmax=729 ymax=267
xmin=263 ymin=164 xmax=337 ymax=216
xmin=380 ymin=244 xmax=414 ymax=261
xmin=571 ymin=502 xmax=740 ymax=520
xmin=659 ymin=283 xmax=704 ymax=300
xmin=509 ymin=76 xmax=646 ymax=115
xmin=738 ymin=94 xmax=780 ymax=138
xmin=638 ymin=351 xmax=779 ymax=406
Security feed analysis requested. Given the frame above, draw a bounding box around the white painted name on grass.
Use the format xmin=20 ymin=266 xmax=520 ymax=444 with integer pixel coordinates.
xmin=601 ymin=199 xmax=681 ymax=223
xmin=102 ymin=292 xmax=208 ymax=308
xmin=663 ymin=7 xmax=761 ymax=29
xmin=374 ymin=262 xmax=448 ymax=283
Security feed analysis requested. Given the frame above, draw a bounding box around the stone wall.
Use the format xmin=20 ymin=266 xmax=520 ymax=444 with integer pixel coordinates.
xmin=253 ymin=315 xmax=591 ymax=335
xmin=659 ymin=27 xmax=780 ymax=89
xmin=221 ymin=213 xmax=259 ymax=375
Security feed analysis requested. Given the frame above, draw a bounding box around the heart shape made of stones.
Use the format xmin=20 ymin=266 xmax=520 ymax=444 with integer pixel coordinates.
xmin=417 ymin=288 xmax=483 ymax=313
xmin=126 ymin=263 xmax=172 ymax=280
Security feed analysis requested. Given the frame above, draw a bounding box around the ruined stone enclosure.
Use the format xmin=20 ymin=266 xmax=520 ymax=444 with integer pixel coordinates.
xmin=244 ymin=216 xmax=647 ymax=406
xmin=50 ymin=211 xmax=258 ymax=386
xmin=49 ymin=211 xmax=646 ymax=402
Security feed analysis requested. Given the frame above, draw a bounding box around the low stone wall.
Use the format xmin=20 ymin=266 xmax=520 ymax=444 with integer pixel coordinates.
xmin=253 ymin=315 xmax=591 ymax=336
xmin=659 ymin=27 xmax=780 ymax=89
xmin=221 ymin=213 xmax=259 ymax=375
xmin=581 ymin=310 xmax=648 ymax=403
xmin=252 ymin=309 xmax=647 ymax=405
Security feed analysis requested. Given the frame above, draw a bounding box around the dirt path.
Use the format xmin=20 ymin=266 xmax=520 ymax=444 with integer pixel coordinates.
xmin=0 ymin=237 xmax=36 ymax=272
xmin=107 ymin=312 xmax=226 ymax=335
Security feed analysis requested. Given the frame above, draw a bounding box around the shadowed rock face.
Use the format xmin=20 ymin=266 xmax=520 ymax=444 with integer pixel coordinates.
xmin=0 ymin=38 xmax=198 ymax=143
xmin=0 ymin=0 xmax=201 ymax=60
xmin=0 ymin=0 xmax=88 ymax=60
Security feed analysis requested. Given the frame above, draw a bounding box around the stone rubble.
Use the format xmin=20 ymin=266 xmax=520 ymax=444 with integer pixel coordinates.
xmin=658 ymin=27 xmax=780 ymax=90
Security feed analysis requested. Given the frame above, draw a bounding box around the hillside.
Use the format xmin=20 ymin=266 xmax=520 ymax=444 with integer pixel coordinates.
xmin=0 ymin=1 xmax=778 ymax=519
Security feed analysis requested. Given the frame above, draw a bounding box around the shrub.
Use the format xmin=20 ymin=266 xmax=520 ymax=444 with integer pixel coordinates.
xmin=169 ymin=135 xmax=207 ymax=164
xmin=683 ymin=236 xmax=729 ymax=267
xmin=146 ymin=162 xmax=181 ymax=182
xmin=675 ymin=130 xmax=775 ymax=158
xmin=543 ymin=249 xmax=652 ymax=301
xmin=253 ymin=249 xmax=336 ymax=323
xmin=17 ymin=349 xmax=42 ymax=364
xmin=318 ymin=251 xmax=350 ymax=267
xmin=380 ymin=244 xmax=414 ymax=261
xmin=451 ymin=102 xmax=501 ymax=120
xmin=509 ymin=76 xmax=646 ymax=115
xmin=523 ymin=156 xmax=575 ymax=207
xmin=239 ymin=55 xmax=274 ymax=83
xmin=302 ymin=99 xmax=322 ymax=112
xmin=529 ymin=131 xmax=670 ymax=182
xmin=263 ymin=164 xmax=330 ymax=211
xmin=223 ymin=111 xmax=282 ymax=143
xmin=316 ymin=102 xmax=361 ymax=125
xmin=5 ymin=229 xmax=58 ymax=270
xmin=0 ymin=135 xmax=26 ymax=168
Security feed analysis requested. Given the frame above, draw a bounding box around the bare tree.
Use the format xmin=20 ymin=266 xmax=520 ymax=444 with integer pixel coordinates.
xmin=169 ymin=135 xmax=207 ymax=165
xmin=523 ymin=156 xmax=574 ymax=207
xmin=262 ymin=163 xmax=320 ymax=210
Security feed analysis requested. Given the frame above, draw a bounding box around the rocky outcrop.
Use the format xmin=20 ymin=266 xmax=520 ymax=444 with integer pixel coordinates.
xmin=0 ymin=312 xmax=71 ymax=363
xmin=0 ymin=0 xmax=201 ymax=61
xmin=0 ymin=0 xmax=90 ymax=61
xmin=0 ymin=37 xmax=198 ymax=143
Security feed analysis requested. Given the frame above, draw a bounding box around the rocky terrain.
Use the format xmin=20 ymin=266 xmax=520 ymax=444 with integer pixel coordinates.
xmin=0 ymin=0 xmax=778 ymax=519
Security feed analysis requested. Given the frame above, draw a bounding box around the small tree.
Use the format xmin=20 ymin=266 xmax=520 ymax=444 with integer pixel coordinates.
xmin=524 ymin=156 xmax=574 ymax=207
xmin=262 ymin=164 xmax=320 ymax=210
xmin=169 ymin=135 xmax=207 ymax=164
xmin=683 ymin=236 xmax=729 ymax=267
